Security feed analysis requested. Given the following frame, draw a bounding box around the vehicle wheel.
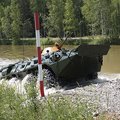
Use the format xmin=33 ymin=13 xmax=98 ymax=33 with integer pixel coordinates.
xmin=87 ymin=72 xmax=98 ymax=80
xmin=43 ymin=68 xmax=56 ymax=88
xmin=27 ymin=68 xmax=38 ymax=76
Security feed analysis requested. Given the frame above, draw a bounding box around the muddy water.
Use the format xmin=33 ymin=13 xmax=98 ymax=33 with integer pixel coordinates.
xmin=101 ymin=45 xmax=120 ymax=73
xmin=0 ymin=45 xmax=120 ymax=73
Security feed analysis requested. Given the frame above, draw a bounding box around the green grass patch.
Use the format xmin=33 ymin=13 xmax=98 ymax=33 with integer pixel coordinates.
xmin=65 ymin=36 xmax=120 ymax=45
xmin=0 ymin=38 xmax=54 ymax=45
xmin=0 ymin=82 xmax=107 ymax=120
xmin=0 ymin=36 xmax=120 ymax=45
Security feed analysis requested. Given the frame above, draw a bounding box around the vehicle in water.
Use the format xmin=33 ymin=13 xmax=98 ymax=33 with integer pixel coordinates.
xmin=0 ymin=44 xmax=110 ymax=87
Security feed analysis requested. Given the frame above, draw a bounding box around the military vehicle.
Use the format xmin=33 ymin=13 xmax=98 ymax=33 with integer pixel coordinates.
xmin=0 ymin=44 xmax=110 ymax=87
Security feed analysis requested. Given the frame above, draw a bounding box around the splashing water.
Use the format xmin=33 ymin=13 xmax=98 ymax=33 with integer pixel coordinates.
xmin=0 ymin=58 xmax=120 ymax=96
xmin=0 ymin=58 xmax=19 ymax=69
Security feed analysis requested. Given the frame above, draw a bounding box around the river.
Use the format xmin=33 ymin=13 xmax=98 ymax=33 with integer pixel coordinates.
xmin=0 ymin=45 xmax=120 ymax=73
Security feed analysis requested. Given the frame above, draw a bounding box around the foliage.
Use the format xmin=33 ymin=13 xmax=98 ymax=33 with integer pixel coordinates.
xmin=1 ymin=6 xmax=12 ymax=39
xmin=10 ymin=0 xmax=22 ymax=40
xmin=82 ymin=0 xmax=111 ymax=35
xmin=72 ymin=0 xmax=86 ymax=37
xmin=0 ymin=83 xmax=26 ymax=120
xmin=46 ymin=0 xmax=64 ymax=37
xmin=0 ymin=5 xmax=4 ymax=39
xmin=0 ymin=83 xmax=97 ymax=120
xmin=110 ymin=0 xmax=120 ymax=38
xmin=0 ymin=38 xmax=55 ymax=45
xmin=0 ymin=0 xmax=120 ymax=42
xmin=64 ymin=0 xmax=78 ymax=36
xmin=18 ymin=0 xmax=34 ymax=38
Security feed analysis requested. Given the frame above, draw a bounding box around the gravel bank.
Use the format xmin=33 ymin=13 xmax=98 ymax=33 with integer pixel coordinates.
xmin=45 ymin=73 xmax=120 ymax=116
xmin=1 ymin=72 xmax=120 ymax=118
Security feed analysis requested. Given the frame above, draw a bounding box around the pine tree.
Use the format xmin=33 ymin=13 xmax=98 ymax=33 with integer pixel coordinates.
xmin=73 ymin=0 xmax=85 ymax=36
xmin=64 ymin=0 xmax=78 ymax=36
xmin=18 ymin=0 xmax=33 ymax=37
xmin=0 ymin=5 xmax=4 ymax=39
xmin=1 ymin=6 xmax=12 ymax=40
xmin=10 ymin=0 xmax=22 ymax=40
xmin=47 ymin=0 xmax=64 ymax=37
xmin=82 ymin=0 xmax=111 ymax=36
xmin=111 ymin=0 xmax=120 ymax=38
xmin=99 ymin=0 xmax=112 ymax=35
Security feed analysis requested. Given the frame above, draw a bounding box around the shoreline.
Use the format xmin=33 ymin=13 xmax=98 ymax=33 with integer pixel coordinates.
xmin=0 ymin=36 xmax=120 ymax=45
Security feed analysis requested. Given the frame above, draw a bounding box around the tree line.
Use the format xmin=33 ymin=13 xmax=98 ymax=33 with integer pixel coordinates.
xmin=0 ymin=0 xmax=120 ymax=40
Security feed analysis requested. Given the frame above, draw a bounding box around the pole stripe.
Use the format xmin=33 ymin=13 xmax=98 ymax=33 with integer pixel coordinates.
xmin=37 ymin=47 xmax=42 ymax=64
xmin=38 ymin=64 xmax=43 ymax=81
xmin=40 ymin=81 xmax=44 ymax=96
xmin=34 ymin=11 xmax=40 ymax=30
xmin=36 ymin=30 xmax=40 ymax=47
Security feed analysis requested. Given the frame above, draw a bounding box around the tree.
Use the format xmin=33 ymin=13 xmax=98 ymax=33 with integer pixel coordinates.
xmin=111 ymin=0 xmax=120 ymax=38
xmin=18 ymin=0 xmax=34 ymax=37
xmin=10 ymin=0 xmax=22 ymax=40
xmin=64 ymin=0 xmax=78 ymax=36
xmin=82 ymin=0 xmax=111 ymax=36
xmin=46 ymin=0 xmax=64 ymax=37
xmin=0 ymin=5 xmax=4 ymax=39
xmin=99 ymin=0 xmax=112 ymax=35
xmin=22 ymin=19 xmax=33 ymax=37
xmin=1 ymin=6 xmax=13 ymax=40
xmin=73 ymin=0 xmax=86 ymax=36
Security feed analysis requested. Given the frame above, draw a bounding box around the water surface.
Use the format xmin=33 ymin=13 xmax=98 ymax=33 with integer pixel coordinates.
xmin=0 ymin=45 xmax=120 ymax=73
xmin=101 ymin=45 xmax=120 ymax=73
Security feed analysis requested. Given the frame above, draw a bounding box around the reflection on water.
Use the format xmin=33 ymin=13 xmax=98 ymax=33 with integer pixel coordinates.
xmin=0 ymin=45 xmax=120 ymax=73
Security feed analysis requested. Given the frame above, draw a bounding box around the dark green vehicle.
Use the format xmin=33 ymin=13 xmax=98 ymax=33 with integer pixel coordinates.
xmin=0 ymin=44 xmax=110 ymax=86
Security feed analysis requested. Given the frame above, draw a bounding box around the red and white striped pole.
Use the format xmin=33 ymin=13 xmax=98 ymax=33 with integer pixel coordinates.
xmin=34 ymin=11 xmax=44 ymax=97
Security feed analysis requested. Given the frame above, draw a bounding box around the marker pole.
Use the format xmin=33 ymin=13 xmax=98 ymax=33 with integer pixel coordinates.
xmin=34 ymin=11 xmax=44 ymax=97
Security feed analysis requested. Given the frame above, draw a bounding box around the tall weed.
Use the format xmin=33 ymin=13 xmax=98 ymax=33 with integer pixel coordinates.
xmin=0 ymin=82 xmax=106 ymax=120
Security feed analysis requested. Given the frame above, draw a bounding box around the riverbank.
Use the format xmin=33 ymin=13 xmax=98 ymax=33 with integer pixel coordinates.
xmin=0 ymin=36 xmax=120 ymax=45
xmin=0 ymin=73 xmax=120 ymax=120
xmin=0 ymin=38 xmax=54 ymax=45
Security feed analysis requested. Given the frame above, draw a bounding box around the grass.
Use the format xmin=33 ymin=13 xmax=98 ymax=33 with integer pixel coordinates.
xmin=1 ymin=79 xmax=117 ymax=120
xmin=0 ymin=81 xmax=102 ymax=120
xmin=0 ymin=36 xmax=120 ymax=45
xmin=0 ymin=38 xmax=54 ymax=45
